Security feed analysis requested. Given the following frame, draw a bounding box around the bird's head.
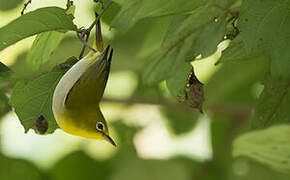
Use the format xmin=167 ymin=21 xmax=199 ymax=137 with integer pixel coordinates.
xmin=58 ymin=107 xmax=116 ymax=147
xmin=94 ymin=111 xmax=116 ymax=147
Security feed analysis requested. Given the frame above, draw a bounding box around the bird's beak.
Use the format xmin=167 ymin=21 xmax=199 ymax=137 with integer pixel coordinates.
xmin=102 ymin=132 xmax=117 ymax=147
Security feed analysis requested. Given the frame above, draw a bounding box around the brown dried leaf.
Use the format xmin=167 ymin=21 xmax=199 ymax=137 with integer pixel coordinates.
xmin=35 ymin=115 xmax=48 ymax=134
xmin=186 ymin=67 xmax=204 ymax=113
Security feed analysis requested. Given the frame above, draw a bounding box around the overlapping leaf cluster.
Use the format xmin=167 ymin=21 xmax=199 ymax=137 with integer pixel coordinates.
xmin=0 ymin=0 xmax=289 ymax=176
xmin=220 ymin=0 xmax=290 ymax=174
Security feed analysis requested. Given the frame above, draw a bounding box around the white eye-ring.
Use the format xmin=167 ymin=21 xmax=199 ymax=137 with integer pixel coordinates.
xmin=96 ymin=122 xmax=104 ymax=131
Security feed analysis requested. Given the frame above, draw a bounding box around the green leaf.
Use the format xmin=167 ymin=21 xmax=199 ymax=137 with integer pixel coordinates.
xmin=166 ymin=62 xmax=191 ymax=101
xmin=99 ymin=2 xmax=121 ymax=25
xmin=0 ymin=92 xmax=11 ymax=119
xmin=0 ymin=0 xmax=24 ymax=11
xmin=161 ymin=15 xmax=189 ymax=44
xmin=0 ymin=61 xmax=10 ymax=72
xmin=25 ymin=5 xmax=77 ymax=70
xmin=143 ymin=5 xmax=227 ymax=84
xmin=0 ymin=62 xmax=11 ymax=90
xmin=217 ymin=36 xmax=260 ymax=64
xmin=205 ymin=56 xmax=269 ymax=104
xmin=252 ymin=74 xmax=290 ymax=129
xmin=111 ymin=0 xmax=206 ymax=31
xmin=271 ymin=37 xmax=290 ymax=80
xmin=0 ymin=7 xmax=77 ymax=51
xmin=233 ymin=125 xmax=290 ymax=174
xmin=9 ymin=71 xmax=63 ymax=134
xmin=238 ymin=0 xmax=290 ymax=79
xmin=26 ymin=31 xmax=64 ymax=70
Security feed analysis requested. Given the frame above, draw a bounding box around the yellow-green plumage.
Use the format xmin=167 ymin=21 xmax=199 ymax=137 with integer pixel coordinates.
xmin=52 ymin=46 xmax=115 ymax=145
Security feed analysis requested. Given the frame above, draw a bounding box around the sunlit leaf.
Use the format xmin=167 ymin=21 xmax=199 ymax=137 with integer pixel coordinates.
xmin=26 ymin=31 xmax=64 ymax=70
xmin=233 ymin=125 xmax=290 ymax=174
xmin=0 ymin=7 xmax=77 ymax=51
xmin=9 ymin=71 xmax=63 ymax=133
xmin=25 ymin=6 xmax=76 ymax=70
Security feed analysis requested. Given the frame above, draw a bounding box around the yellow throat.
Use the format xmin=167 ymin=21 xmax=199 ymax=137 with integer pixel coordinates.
xmin=52 ymin=24 xmax=116 ymax=146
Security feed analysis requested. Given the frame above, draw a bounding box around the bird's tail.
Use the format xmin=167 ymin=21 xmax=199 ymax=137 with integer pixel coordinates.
xmin=94 ymin=12 xmax=104 ymax=52
xmin=87 ymin=13 xmax=104 ymax=58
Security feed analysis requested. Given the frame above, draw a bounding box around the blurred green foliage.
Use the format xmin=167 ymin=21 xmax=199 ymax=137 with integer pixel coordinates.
xmin=161 ymin=106 xmax=199 ymax=135
xmin=0 ymin=154 xmax=46 ymax=180
xmin=0 ymin=0 xmax=24 ymax=11
xmin=0 ymin=0 xmax=290 ymax=179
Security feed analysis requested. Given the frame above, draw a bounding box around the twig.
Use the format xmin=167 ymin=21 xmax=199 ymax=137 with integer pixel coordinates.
xmin=77 ymin=31 xmax=97 ymax=53
xmin=21 ymin=0 xmax=32 ymax=15
xmin=78 ymin=32 xmax=90 ymax=59
xmin=77 ymin=0 xmax=113 ymax=59
xmin=66 ymin=0 xmax=73 ymax=9
xmin=87 ymin=0 xmax=112 ymax=32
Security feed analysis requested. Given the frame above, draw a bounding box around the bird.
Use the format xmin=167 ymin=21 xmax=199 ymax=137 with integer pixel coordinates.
xmin=52 ymin=18 xmax=116 ymax=146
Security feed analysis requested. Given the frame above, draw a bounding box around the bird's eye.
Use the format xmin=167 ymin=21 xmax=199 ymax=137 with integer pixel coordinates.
xmin=96 ymin=122 xmax=104 ymax=131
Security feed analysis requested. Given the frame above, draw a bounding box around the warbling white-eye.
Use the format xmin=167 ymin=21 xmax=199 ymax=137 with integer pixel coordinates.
xmin=52 ymin=17 xmax=116 ymax=146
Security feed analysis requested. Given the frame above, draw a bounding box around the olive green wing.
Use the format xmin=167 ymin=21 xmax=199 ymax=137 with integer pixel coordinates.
xmin=65 ymin=48 xmax=113 ymax=109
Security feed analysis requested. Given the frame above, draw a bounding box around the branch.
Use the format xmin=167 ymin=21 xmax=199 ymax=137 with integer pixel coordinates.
xmin=78 ymin=0 xmax=113 ymax=58
xmin=77 ymin=30 xmax=96 ymax=54
xmin=21 ymin=0 xmax=32 ymax=15
xmin=87 ymin=0 xmax=113 ymax=33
